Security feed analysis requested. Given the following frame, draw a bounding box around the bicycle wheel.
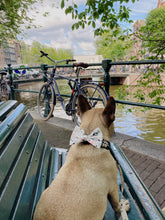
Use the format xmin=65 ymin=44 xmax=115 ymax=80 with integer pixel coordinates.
xmin=72 ymin=83 xmax=108 ymax=125
xmin=1 ymin=83 xmax=10 ymax=101
xmin=38 ymin=82 xmax=55 ymax=120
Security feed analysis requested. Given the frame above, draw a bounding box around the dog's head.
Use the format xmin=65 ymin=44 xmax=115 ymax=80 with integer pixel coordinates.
xmin=77 ymin=95 xmax=116 ymax=141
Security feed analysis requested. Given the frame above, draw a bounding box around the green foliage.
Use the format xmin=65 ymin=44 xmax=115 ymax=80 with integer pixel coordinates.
xmin=115 ymin=85 xmax=130 ymax=100
xmin=0 ymin=0 xmax=44 ymax=46
xmin=95 ymin=29 xmax=132 ymax=60
xmin=115 ymin=64 xmax=165 ymax=106
xmin=114 ymin=6 xmax=165 ymax=106
xmin=138 ymin=6 xmax=165 ymax=58
xmin=20 ymin=41 xmax=73 ymax=66
xmin=137 ymin=64 xmax=165 ymax=105
xmin=62 ymin=0 xmax=138 ymax=36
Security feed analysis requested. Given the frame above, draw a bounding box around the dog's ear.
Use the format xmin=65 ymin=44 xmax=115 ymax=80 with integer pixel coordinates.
xmin=102 ymin=96 xmax=116 ymax=127
xmin=77 ymin=95 xmax=91 ymax=116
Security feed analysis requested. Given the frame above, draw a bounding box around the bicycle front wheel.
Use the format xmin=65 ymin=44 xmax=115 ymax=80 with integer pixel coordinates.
xmin=38 ymin=83 xmax=55 ymax=121
xmin=72 ymin=83 xmax=108 ymax=125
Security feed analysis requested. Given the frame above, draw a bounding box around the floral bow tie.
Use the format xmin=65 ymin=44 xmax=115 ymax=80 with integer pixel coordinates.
xmin=70 ymin=126 xmax=103 ymax=148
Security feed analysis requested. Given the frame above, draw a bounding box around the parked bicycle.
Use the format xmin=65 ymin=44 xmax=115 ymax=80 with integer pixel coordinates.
xmin=0 ymin=70 xmax=11 ymax=102
xmin=38 ymin=51 xmax=108 ymax=125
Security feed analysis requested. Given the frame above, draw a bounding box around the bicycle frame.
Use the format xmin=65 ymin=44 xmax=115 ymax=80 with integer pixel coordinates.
xmin=48 ymin=71 xmax=82 ymax=110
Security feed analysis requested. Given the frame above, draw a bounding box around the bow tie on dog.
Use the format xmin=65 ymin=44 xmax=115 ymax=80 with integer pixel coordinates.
xmin=70 ymin=126 xmax=103 ymax=148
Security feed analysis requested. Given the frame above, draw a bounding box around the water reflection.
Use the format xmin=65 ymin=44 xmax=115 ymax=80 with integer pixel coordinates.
xmin=15 ymin=80 xmax=165 ymax=145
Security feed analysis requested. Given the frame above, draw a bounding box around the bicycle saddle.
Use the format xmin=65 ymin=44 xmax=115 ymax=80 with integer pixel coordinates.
xmin=0 ymin=71 xmax=7 ymax=75
xmin=73 ymin=62 xmax=89 ymax=68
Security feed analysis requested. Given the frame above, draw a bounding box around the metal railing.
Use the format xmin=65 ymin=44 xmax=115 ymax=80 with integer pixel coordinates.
xmin=2 ymin=59 xmax=165 ymax=110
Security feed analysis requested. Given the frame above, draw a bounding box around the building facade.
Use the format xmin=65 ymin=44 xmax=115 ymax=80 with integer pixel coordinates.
xmin=132 ymin=0 xmax=165 ymax=59
xmin=0 ymin=40 xmax=22 ymax=68
xmin=73 ymin=55 xmax=103 ymax=69
xmin=132 ymin=20 xmax=146 ymax=58
xmin=157 ymin=0 xmax=165 ymax=8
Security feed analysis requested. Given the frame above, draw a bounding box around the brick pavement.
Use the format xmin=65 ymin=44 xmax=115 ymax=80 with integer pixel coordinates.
xmin=122 ymin=148 xmax=165 ymax=209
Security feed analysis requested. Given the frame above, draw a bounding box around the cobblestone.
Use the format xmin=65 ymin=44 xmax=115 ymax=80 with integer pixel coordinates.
xmin=122 ymin=148 xmax=165 ymax=209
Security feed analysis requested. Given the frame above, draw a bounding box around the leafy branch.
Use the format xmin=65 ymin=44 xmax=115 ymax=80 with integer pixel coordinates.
xmin=0 ymin=0 xmax=44 ymax=45
xmin=62 ymin=0 xmax=137 ymax=36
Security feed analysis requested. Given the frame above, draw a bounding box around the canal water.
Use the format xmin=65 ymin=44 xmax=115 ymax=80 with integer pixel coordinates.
xmin=15 ymin=80 xmax=165 ymax=146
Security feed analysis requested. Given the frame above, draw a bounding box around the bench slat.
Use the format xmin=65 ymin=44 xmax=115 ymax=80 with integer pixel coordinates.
xmin=0 ymin=101 xmax=4 ymax=107
xmin=0 ymin=124 xmax=40 ymax=220
xmin=0 ymin=103 xmax=27 ymax=148
xmin=12 ymin=130 xmax=48 ymax=220
xmin=0 ymin=100 xmax=18 ymax=121
xmin=28 ymin=141 xmax=50 ymax=220
xmin=47 ymin=148 xmax=60 ymax=185
xmin=0 ymin=113 xmax=33 ymax=186
xmin=61 ymin=151 xmax=67 ymax=166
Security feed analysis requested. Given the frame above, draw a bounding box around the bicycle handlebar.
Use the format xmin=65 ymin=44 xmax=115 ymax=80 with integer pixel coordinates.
xmin=66 ymin=59 xmax=76 ymax=64
xmin=40 ymin=51 xmax=48 ymax=57
xmin=40 ymin=50 xmax=89 ymax=69
xmin=40 ymin=51 xmax=76 ymax=64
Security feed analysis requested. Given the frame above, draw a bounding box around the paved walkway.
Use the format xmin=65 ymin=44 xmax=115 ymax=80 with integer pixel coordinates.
xmin=30 ymin=111 xmax=165 ymax=209
xmin=122 ymin=148 xmax=165 ymax=209
xmin=111 ymin=132 xmax=165 ymax=209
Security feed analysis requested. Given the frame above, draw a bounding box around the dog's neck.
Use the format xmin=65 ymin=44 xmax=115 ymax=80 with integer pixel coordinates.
xmin=81 ymin=139 xmax=111 ymax=151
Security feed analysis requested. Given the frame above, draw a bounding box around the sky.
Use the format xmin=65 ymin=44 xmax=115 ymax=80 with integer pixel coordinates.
xmin=22 ymin=0 xmax=158 ymax=55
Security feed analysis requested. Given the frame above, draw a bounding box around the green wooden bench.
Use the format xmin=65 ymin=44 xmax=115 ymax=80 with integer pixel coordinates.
xmin=0 ymin=100 xmax=164 ymax=220
xmin=0 ymin=100 xmax=67 ymax=220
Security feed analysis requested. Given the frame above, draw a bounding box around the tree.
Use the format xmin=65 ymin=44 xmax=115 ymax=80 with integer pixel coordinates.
xmin=20 ymin=41 xmax=73 ymax=66
xmin=130 ymin=7 xmax=165 ymax=105
xmin=0 ymin=0 xmax=44 ymax=45
xmin=62 ymin=0 xmax=137 ymax=36
xmin=137 ymin=6 xmax=165 ymax=58
xmin=29 ymin=41 xmax=44 ymax=65
xmin=21 ymin=41 xmax=31 ymax=64
xmin=95 ymin=29 xmax=132 ymax=60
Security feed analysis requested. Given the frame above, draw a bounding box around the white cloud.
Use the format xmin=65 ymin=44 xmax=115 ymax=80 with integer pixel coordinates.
xmin=129 ymin=0 xmax=157 ymax=15
xmin=22 ymin=0 xmax=158 ymax=55
xmin=23 ymin=2 xmax=96 ymax=55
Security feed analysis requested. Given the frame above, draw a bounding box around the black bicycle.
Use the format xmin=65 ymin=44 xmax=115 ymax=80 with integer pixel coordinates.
xmin=0 ymin=70 xmax=11 ymax=102
xmin=38 ymin=51 xmax=108 ymax=125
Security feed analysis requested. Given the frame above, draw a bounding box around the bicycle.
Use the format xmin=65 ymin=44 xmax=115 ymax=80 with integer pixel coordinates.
xmin=38 ymin=51 xmax=108 ymax=125
xmin=0 ymin=70 xmax=11 ymax=102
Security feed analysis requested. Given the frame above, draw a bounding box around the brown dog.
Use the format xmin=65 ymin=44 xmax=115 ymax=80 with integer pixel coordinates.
xmin=33 ymin=95 xmax=122 ymax=220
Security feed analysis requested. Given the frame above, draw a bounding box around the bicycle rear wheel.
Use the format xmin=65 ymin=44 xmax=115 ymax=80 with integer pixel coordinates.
xmin=38 ymin=83 xmax=55 ymax=120
xmin=72 ymin=83 xmax=108 ymax=125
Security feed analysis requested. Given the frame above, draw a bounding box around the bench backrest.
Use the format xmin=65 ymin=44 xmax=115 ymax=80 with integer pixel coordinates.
xmin=0 ymin=101 xmax=51 ymax=220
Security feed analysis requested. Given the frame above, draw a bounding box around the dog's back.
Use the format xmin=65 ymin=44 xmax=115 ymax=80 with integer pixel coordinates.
xmin=34 ymin=143 xmax=117 ymax=220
